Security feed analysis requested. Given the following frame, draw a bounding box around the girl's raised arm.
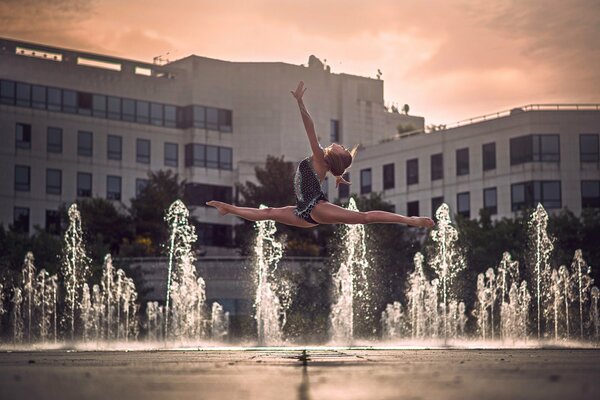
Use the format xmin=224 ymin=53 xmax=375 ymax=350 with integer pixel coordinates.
xmin=291 ymin=81 xmax=325 ymax=164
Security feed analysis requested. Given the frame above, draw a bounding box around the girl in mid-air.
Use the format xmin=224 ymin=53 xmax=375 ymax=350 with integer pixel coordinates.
xmin=207 ymin=81 xmax=435 ymax=229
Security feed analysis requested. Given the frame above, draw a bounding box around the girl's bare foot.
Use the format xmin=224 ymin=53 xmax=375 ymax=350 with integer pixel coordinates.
xmin=206 ymin=201 xmax=230 ymax=216
xmin=410 ymin=216 xmax=435 ymax=228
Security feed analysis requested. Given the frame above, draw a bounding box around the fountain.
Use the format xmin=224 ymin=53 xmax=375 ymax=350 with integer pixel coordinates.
xmin=571 ymin=249 xmax=593 ymax=339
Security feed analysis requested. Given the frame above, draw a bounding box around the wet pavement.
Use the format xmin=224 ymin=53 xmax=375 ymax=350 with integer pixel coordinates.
xmin=0 ymin=348 xmax=599 ymax=400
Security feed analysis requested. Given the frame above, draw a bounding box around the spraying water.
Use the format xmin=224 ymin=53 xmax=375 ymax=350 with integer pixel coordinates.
xmin=571 ymin=249 xmax=593 ymax=340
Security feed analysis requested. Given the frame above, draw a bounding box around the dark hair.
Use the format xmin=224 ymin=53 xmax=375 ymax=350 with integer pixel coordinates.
xmin=324 ymin=144 xmax=358 ymax=176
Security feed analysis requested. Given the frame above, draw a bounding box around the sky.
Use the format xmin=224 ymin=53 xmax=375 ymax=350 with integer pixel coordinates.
xmin=1 ymin=0 xmax=599 ymax=125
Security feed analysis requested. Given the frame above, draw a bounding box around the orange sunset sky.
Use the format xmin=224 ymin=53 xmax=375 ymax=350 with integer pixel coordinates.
xmin=1 ymin=0 xmax=599 ymax=125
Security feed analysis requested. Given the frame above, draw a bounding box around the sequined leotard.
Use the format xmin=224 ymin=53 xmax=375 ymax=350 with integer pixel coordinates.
xmin=293 ymin=157 xmax=328 ymax=224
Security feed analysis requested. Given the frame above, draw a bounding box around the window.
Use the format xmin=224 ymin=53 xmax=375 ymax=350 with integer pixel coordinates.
xmin=218 ymin=109 xmax=232 ymax=132
xmin=107 ymin=135 xmax=122 ymax=160
xmin=457 ymin=192 xmax=470 ymax=218
xmin=407 ymin=201 xmax=419 ymax=217
xmin=135 ymin=178 xmax=149 ymax=197
xmin=431 ymin=196 xmax=444 ymax=216
xmin=77 ymin=131 xmax=93 ymax=157
xmin=219 ymin=147 xmax=233 ymax=170
xmin=510 ymin=134 xmax=560 ymax=165
xmin=511 ymin=181 xmax=561 ymax=211
xmin=383 ymin=163 xmax=395 ymax=190
xmin=1 ymin=80 xmax=16 ymax=104
xmin=184 ymin=183 xmax=233 ymax=206
xmin=330 ymin=120 xmax=340 ymax=142
xmin=92 ymin=94 xmax=106 ymax=118
xmin=136 ymin=100 xmax=150 ymax=124
xmin=483 ymin=187 xmax=497 ymax=215
xmin=16 ymin=82 xmax=31 ymax=107
xmin=47 ymin=87 xmax=61 ymax=111
xmin=164 ymin=105 xmax=176 ymax=128
xmin=338 ymin=172 xmax=350 ymax=199
xmin=580 ymin=134 xmax=599 ymax=162
xmin=193 ymin=106 xmax=206 ymax=128
xmin=62 ymin=89 xmax=77 ymax=113
xmin=195 ymin=223 xmax=233 ymax=246
xmin=206 ymin=107 xmax=219 ymax=130
xmin=32 ymin=85 xmax=46 ymax=109
xmin=107 ymin=96 xmax=121 ymax=120
xmin=107 ymin=175 xmax=122 ymax=200
xmin=136 ymin=138 xmax=151 ymax=164
xmin=164 ymin=142 xmax=178 ymax=167
xmin=47 ymin=127 xmax=62 ymax=153
xmin=185 ymin=143 xmax=205 ymax=167
xmin=482 ymin=143 xmax=496 ymax=171
xmin=431 ymin=153 xmax=443 ymax=181
xmin=13 ymin=207 xmax=30 ymax=234
xmin=77 ymin=172 xmax=92 ymax=197
xmin=122 ymin=98 xmax=135 ymax=122
xmin=46 ymin=169 xmax=62 ymax=195
xmin=406 ymin=158 xmax=418 ymax=185
xmin=456 ymin=148 xmax=469 ymax=176
xmin=360 ymin=168 xmax=372 ymax=194
xmin=16 ymin=123 xmax=32 ymax=149
xmin=581 ymin=181 xmax=600 ymax=208
xmin=206 ymin=145 xmax=219 ymax=168
xmin=15 ymin=165 xmax=30 ymax=191
xmin=150 ymin=103 xmax=164 ymax=126
xmin=45 ymin=210 xmax=61 ymax=235
xmin=77 ymin=92 xmax=92 ymax=115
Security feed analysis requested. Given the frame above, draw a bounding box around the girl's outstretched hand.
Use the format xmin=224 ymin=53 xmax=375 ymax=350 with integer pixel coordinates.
xmin=335 ymin=175 xmax=351 ymax=188
xmin=291 ymin=81 xmax=307 ymax=100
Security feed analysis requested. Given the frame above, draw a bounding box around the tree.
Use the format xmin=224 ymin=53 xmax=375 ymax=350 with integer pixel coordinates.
xmin=129 ymin=170 xmax=187 ymax=255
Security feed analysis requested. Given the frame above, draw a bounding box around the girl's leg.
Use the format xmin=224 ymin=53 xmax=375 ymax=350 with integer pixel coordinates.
xmin=310 ymin=201 xmax=434 ymax=227
xmin=206 ymin=201 xmax=317 ymax=228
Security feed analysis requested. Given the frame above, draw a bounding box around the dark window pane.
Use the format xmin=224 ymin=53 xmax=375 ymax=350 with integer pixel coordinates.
xmin=185 ymin=143 xmax=206 ymax=167
xmin=47 ymin=127 xmax=63 ymax=153
xmin=136 ymin=138 xmax=151 ymax=164
xmin=1 ymin=80 xmax=16 ymax=105
xmin=15 ymin=165 xmax=30 ymax=192
xmin=164 ymin=105 xmax=176 ymax=128
xmin=46 ymin=169 xmax=62 ymax=195
xmin=407 ymin=201 xmax=419 ymax=217
xmin=457 ymin=192 xmax=470 ymax=218
xmin=456 ymin=148 xmax=469 ymax=176
xmin=16 ymin=82 xmax=31 ymax=107
xmin=193 ymin=106 xmax=206 ymax=128
xmin=431 ymin=196 xmax=444 ymax=217
xmin=383 ymin=163 xmax=395 ymax=190
xmin=150 ymin=103 xmax=163 ymax=126
xmin=330 ymin=120 xmax=340 ymax=142
xmin=483 ymin=187 xmax=497 ymax=214
xmin=164 ymin=142 xmax=178 ymax=167
xmin=77 ymin=172 xmax=92 ymax=197
xmin=206 ymin=107 xmax=219 ymax=130
xmin=407 ymin=158 xmax=418 ymax=185
xmin=47 ymin=87 xmax=61 ymax=111
xmin=13 ymin=207 xmax=30 ymax=234
xmin=338 ymin=172 xmax=350 ymax=199
xmin=136 ymin=178 xmax=148 ymax=197
xmin=45 ymin=210 xmax=61 ymax=235
xmin=107 ymin=175 xmax=121 ymax=200
xmin=16 ymin=123 xmax=32 ymax=149
xmin=78 ymin=131 xmax=93 ymax=157
xmin=107 ymin=135 xmax=122 ymax=160
xmin=92 ymin=94 xmax=107 ymax=118
xmin=184 ymin=183 xmax=233 ymax=206
xmin=582 ymin=181 xmax=600 ymax=208
xmin=219 ymin=147 xmax=232 ymax=170
xmin=580 ymin=134 xmax=599 ymax=162
xmin=541 ymin=181 xmax=561 ymax=208
xmin=136 ymin=100 xmax=149 ymax=123
xmin=482 ymin=143 xmax=496 ymax=171
xmin=77 ymin=92 xmax=92 ymax=115
xmin=122 ymin=98 xmax=135 ymax=122
xmin=431 ymin=153 xmax=443 ymax=180
xmin=510 ymin=135 xmax=533 ymax=165
xmin=62 ymin=89 xmax=77 ymax=113
xmin=206 ymin=145 xmax=219 ymax=168
xmin=218 ymin=109 xmax=232 ymax=132
xmin=360 ymin=168 xmax=372 ymax=194
xmin=538 ymin=135 xmax=560 ymax=161
xmin=32 ymin=85 xmax=47 ymax=109
xmin=107 ymin=96 xmax=121 ymax=120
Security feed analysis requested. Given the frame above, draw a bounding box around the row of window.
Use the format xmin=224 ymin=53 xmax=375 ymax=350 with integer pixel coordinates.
xmin=357 ymin=134 xmax=599 ymax=192
xmin=1 ymin=78 xmax=233 ymax=132
xmin=184 ymin=143 xmax=233 ymax=170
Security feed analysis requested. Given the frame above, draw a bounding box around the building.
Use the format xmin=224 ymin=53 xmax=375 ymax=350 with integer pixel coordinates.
xmin=0 ymin=37 xmax=422 ymax=248
xmin=348 ymin=105 xmax=600 ymax=220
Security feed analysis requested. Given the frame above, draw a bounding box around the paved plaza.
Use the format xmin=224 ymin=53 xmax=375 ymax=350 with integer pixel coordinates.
xmin=0 ymin=347 xmax=599 ymax=400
